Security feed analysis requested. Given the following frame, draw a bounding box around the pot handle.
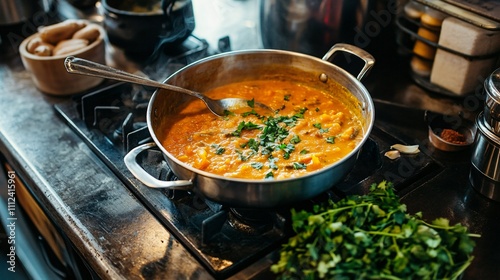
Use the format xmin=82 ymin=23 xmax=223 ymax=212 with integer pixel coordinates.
xmin=322 ymin=43 xmax=375 ymax=81
xmin=124 ymin=142 xmax=193 ymax=190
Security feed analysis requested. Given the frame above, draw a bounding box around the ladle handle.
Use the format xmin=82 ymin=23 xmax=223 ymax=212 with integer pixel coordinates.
xmin=64 ymin=56 xmax=203 ymax=99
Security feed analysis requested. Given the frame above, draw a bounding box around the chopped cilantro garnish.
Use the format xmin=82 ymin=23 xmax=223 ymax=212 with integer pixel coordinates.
xmin=251 ymin=162 xmax=263 ymax=170
xmin=261 ymin=116 xmax=289 ymax=143
xmin=313 ymin=123 xmax=329 ymax=133
xmin=210 ymin=144 xmax=225 ymax=155
xmin=224 ymin=110 xmax=235 ymax=116
xmin=290 ymin=134 xmax=301 ymax=144
xmin=235 ymin=149 xmax=256 ymax=161
xmin=282 ymin=117 xmax=297 ymax=127
xmin=230 ymin=109 xmax=311 ymax=175
xmin=232 ymin=121 xmax=261 ymax=137
xmin=247 ymin=138 xmax=260 ymax=151
xmin=293 ymin=108 xmax=308 ymax=119
xmin=326 ymin=136 xmax=336 ymax=144
xmin=279 ymin=143 xmax=295 ymax=159
xmin=242 ymin=109 xmax=261 ymax=118
xmin=268 ymin=157 xmax=278 ymax=170
xmin=292 ymin=162 xmax=307 ymax=169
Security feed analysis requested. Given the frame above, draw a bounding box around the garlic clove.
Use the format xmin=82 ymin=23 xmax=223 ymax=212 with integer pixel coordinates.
xmin=384 ymin=150 xmax=401 ymax=160
xmin=390 ymin=144 xmax=420 ymax=154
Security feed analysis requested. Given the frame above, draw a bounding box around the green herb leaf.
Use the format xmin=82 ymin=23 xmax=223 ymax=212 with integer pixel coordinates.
xmin=290 ymin=134 xmax=301 ymax=144
xmin=232 ymin=121 xmax=261 ymax=137
xmin=271 ymin=181 xmax=480 ymax=280
xmin=293 ymin=162 xmax=306 ymax=169
xmin=224 ymin=110 xmax=235 ymax=116
xmin=247 ymin=98 xmax=255 ymax=108
xmin=251 ymin=162 xmax=263 ymax=170
xmin=235 ymin=149 xmax=255 ymax=161
xmin=268 ymin=157 xmax=278 ymax=170
xmin=293 ymin=108 xmax=308 ymax=119
xmin=210 ymin=144 xmax=225 ymax=155
xmin=280 ymin=143 xmax=295 ymax=159
xmin=242 ymin=109 xmax=261 ymax=118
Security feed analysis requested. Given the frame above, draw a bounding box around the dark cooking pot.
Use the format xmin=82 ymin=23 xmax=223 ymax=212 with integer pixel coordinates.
xmin=101 ymin=0 xmax=195 ymax=54
xmin=124 ymin=43 xmax=375 ymax=208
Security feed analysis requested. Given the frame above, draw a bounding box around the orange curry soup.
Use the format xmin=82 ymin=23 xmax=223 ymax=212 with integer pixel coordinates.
xmin=161 ymin=79 xmax=364 ymax=180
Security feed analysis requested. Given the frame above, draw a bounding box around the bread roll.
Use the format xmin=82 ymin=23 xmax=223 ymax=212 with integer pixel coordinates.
xmin=53 ymin=39 xmax=89 ymax=56
xmin=39 ymin=20 xmax=86 ymax=45
xmin=72 ymin=25 xmax=100 ymax=42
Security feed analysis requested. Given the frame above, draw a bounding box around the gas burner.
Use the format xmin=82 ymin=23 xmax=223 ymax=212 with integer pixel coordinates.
xmin=228 ymin=208 xmax=278 ymax=235
xmin=79 ymin=82 xmax=152 ymax=150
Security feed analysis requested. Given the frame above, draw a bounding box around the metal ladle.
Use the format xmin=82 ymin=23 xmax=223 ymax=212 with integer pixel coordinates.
xmin=64 ymin=56 xmax=272 ymax=116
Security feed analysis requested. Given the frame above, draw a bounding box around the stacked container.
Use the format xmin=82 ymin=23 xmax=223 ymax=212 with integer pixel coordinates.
xmin=396 ymin=0 xmax=500 ymax=96
xmin=470 ymin=67 xmax=500 ymax=202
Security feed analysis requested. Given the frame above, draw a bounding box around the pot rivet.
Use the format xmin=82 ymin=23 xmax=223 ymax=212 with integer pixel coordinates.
xmin=319 ymin=73 xmax=328 ymax=83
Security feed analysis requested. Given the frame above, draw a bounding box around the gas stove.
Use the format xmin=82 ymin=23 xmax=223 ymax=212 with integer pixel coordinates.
xmin=52 ymin=35 xmax=444 ymax=278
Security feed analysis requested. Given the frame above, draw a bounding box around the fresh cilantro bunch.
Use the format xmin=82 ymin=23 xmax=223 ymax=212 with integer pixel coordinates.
xmin=271 ymin=181 xmax=480 ymax=279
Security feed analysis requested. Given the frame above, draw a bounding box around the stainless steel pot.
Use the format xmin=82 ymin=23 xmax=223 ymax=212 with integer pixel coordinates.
xmin=470 ymin=112 xmax=500 ymax=202
xmin=124 ymin=43 xmax=375 ymax=208
xmin=483 ymin=67 xmax=500 ymax=135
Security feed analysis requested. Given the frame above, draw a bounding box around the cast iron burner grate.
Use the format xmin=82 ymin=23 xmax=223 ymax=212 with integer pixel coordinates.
xmin=54 ymin=39 xmax=443 ymax=278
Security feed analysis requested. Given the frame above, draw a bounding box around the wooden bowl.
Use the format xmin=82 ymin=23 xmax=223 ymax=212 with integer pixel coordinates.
xmin=19 ymin=21 xmax=105 ymax=96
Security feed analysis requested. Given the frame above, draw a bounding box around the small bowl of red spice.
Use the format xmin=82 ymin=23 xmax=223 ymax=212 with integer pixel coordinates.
xmin=425 ymin=111 xmax=476 ymax=152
